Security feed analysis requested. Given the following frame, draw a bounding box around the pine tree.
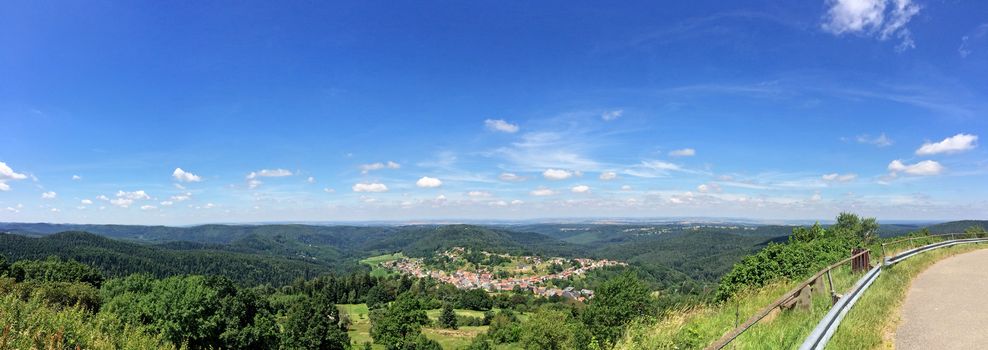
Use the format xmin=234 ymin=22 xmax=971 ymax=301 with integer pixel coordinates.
xmin=439 ymin=303 xmax=458 ymax=330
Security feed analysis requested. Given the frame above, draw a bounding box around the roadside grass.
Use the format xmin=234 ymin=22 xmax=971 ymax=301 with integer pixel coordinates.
xmin=617 ymin=264 xmax=862 ymax=349
xmin=359 ymin=253 xmax=406 ymax=277
xmin=825 ymin=243 xmax=988 ymax=350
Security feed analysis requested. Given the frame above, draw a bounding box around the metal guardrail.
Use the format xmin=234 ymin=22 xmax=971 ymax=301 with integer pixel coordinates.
xmin=799 ymin=235 xmax=988 ymax=350
xmin=704 ymin=249 xmax=871 ymax=350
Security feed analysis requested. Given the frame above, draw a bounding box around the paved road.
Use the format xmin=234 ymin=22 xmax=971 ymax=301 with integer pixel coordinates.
xmin=895 ymin=248 xmax=988 ymax=349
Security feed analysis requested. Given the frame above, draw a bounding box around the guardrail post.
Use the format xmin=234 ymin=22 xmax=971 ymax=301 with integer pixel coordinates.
xmin=827 ymin=270 xmax=837 ymax=304
xmin=880 ymin=244 xmax=887 ymax=265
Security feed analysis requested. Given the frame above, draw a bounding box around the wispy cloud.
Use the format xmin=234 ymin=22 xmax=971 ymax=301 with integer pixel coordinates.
xmin=484 ymin=119 xmax=519 ymax=133
xmin=959 ymin=23 xmax=988 ymax=58
xmin=855 ymin=133 xmax=893 ymax=147
xmin=821 ymin=0 xmax=921 ymax=51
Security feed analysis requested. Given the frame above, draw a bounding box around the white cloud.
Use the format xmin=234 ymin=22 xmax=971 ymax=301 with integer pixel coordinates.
xmin=172 ymin=168 xmax=202 ymax=182
xmin=621 ymin=185 xmax=633 ymax=191
xmin=601 ymin=109 xmax=623 ymax=121
xmin=571 ymin=185 xmax=591 ymax=193
xmin=916 ymin=133 xmax=978 ymax=155
xmin=510 ymin=199 xmax=524 ymax=205
xmin=50 ymin=208 xmax=59 ymax=213
xmin=821 ymin=0 xmax=921 ymax=51
xmin=888 ymin=159 xmax=944 ymax=176
xmin=140 ymin=205 xmax=157 ymax=211
xmin=307 ymin=176 xmax=316 ymax=183
xmin=811 ymin=192 xmax=823 ymax=202
xmin=360 ymin=161 xmax=401 ymax=174
xmin=248 ymin=169 xmax=293 ymax=178
xmin=353 ymin=182 xmax=389 ymax=192
xmin=467 ymin=191 xmax=492 ymax=197
xmin=5 ymin=207 xmax=18 ymax=213
xmin=72 ymin=175 xmax=81 ymax=180
xmin=599 ymin=171 xmax=617 ymax=181
xmin=116 ymin=190 xmax=150 ymax=200
xmin=490 ymin=200 xmax=509 ymax=207
xmin=0 ymin=162 xmax=27 ymax=181
xmin=80 ymin=199 xmax=93 ymax=205
xmin=246 ymin=168 xmax=293 ymax=189
xmin=41 ymin=191 xmax=57 ymax=199
xmin=668 ymin=148 xmax=696 ymax=157
xmin=484 ymin=119 xmax=519 ymax=133
xmin=160 ymin=201 xmax=174 ymax=206
xmin=203 ymin=203 xmax=216 ymax=209
xmin=416 ymin=176 xmax=443 ymax=188
xmin=96 ymin=195 xmax=109 ymax=201
xmin=170 ymin=193 xmax=191 ymax=202
xmin=324 ymin=188 xmax=336 ymax=193
xmin=499 ymin=172 xmax=526 ymax=182
xmin=110 ymin=198 xmax=133 ymax=208
xmin=530 ymin=188 xmax=555 ymax=196
xmin=822 ymin=173 xmax=858 ymax=182
xmin=0 ymin=162 xmax=28 ymax=191
xmin=543 ymin=169 xmax=574 ymax=180
xmin=856 ymin=133 xmax=893 ymax=147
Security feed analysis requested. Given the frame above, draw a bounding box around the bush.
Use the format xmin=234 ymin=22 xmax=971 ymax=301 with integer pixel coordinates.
xmin=715 ymin=237 xmax=854 ymax=300
xmin=714 ymin=212 xmax=877 ymax=300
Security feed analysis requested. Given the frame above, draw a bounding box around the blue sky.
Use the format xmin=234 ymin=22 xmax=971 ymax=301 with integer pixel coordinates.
xmin=2 ymin=0 xmax=987 ymax=224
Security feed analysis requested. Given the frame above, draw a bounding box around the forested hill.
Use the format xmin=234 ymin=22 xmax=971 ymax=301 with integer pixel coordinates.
xmin=0 ymin=231 xmax=337 ymax=286
xmin=362 ymin=224 xmax=589 ymax=258
xmin=0 ymin=222 xmax=398 ymax=245
xmin=925 ymin=220 xmax=988 ymax=234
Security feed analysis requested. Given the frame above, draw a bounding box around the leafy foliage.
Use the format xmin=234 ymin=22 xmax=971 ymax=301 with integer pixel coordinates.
xmin=582 ymin=271 xmax=656 ymax=347
xmin=715 ymin=213 xmax=875 ymax=301
xmin=438 ymin=303 xmax=458 ymax=329
xmin=519 ymin=306 xmax=592 ymax=350
xmin=369 ymin=293 xmax=430 ymax=348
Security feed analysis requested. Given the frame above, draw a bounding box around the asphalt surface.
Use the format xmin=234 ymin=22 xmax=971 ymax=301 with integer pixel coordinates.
xmin=895 ymin=248 xmax=988 ymax=349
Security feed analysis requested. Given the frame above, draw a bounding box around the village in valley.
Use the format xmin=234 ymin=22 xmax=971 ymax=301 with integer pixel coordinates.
xmin=376 ymin=247 xmax=626 ymax=301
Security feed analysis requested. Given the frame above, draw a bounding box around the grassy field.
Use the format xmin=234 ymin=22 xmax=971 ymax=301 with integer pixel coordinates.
xmin=339 ymin=303 xmax=526 ymax=349
xmin=360 ymin=253 xmax=406 ymax=277
xmin=826 ymin=243 xmax=988 ymax=350
xmin=616 ymin=263 xmax=862 ymax=349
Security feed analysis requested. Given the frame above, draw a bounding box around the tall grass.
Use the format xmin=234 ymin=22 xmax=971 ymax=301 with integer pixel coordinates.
xmin=825 ymin=243 xmax=988 ymax=350
xmin=616 ymin=264 xmax=861 ymax=349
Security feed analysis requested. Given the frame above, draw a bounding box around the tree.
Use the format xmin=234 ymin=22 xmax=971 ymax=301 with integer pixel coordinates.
xmin=100 ymin=274 xmax=282 ymax=350
xmin=964 ymin=225 xmax=987 ymax=238
xmin=790 ymin=223 xmax=826 ymax=242
xmin=831 ymin=212 xmax=878 ymax=243
xmin=281 ymin=296 xmax=350 ymax=350
xmin=0 ymin=254 xmax=8 ymax=276
xmin=439 ymin=303 xmax=458 ymax=329
xmin=458 ymin=289 xmax=492 ymax=311
xmin=366 ymin=284 xmax=394 ymax=309
xmin=370 ymin=293 xmax=429 ymax=348
xmin=519 ymin=307 xmax=590 ymax=350
xmin=487 ymin=310 xmax=521 ymax=344
xmin=581 ymin=271 xmax=654 ymax=347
